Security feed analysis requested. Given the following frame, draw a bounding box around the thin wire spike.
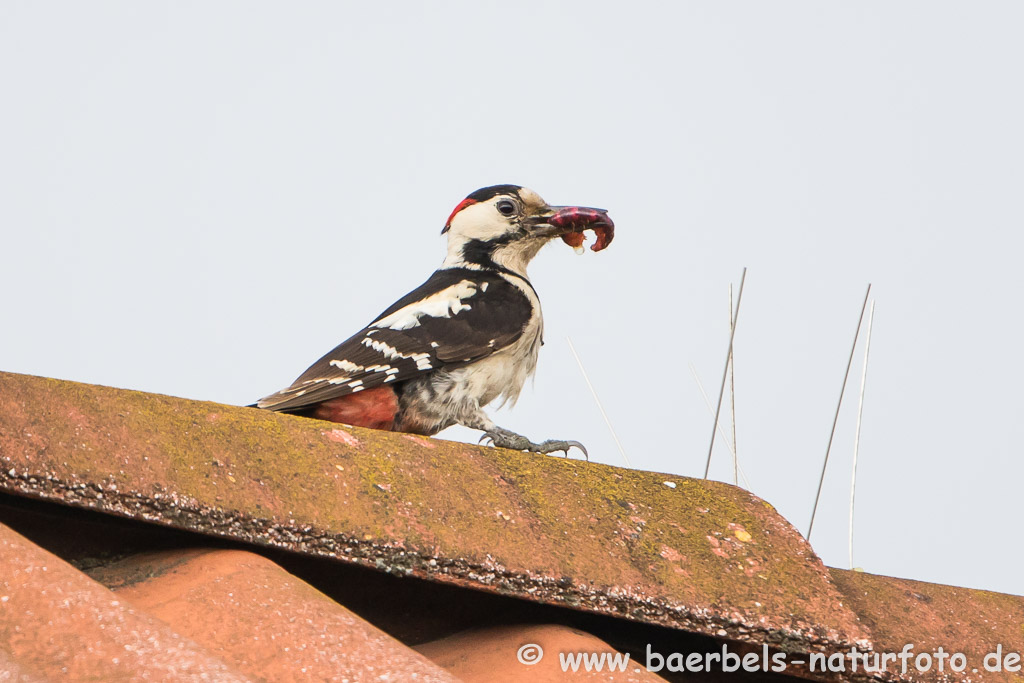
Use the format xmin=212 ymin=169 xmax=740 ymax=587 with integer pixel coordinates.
xmin=689 ymin=365 xmax=736 ymax=459
xmin=729 ymin=283 xmax=739 ymax=486
xmin=807 ymin=284 xmax=872 ymax=541
xmin=704 ymin=267 xmax=747 ymax=479
xmin=849 ymin=300 xmax=875 ymax=568
xmin=689 ymin=363 xmax=752 ymax=490
xmin=737 ymin=461 xmax=753 ymax=490
xmin=566 ymin=336 xmax=632 ymax=467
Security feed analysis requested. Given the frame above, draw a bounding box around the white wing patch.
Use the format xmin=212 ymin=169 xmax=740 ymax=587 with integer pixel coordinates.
xmin=330 ymin=359 xmax=363 ymax=373
xmin=361 ymin=337 xmax=434 ymax=371
xmin=372 ymin=281 xmax=477 ymax=330
xmin=319 ymin=360 xmax=397 ymax=387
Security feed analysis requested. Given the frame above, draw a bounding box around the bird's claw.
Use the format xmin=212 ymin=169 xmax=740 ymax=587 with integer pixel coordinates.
xmin=479 ymin=429 xmax=588 ymax=460
xmin=540 ymin=439 xmax=589 ymax=460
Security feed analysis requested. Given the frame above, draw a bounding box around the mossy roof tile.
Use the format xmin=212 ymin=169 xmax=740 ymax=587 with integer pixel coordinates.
xmin=1 ymin=370 xmax=1022 ymax=682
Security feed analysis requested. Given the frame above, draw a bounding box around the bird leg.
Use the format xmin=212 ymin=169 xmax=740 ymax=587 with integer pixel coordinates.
xmin=479 ymin=426 xmax=588 ymax=459
xmin=459 ymin=409 xmax=588 ymax=459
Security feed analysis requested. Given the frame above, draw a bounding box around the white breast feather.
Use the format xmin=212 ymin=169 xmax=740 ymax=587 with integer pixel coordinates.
xmin=445 ymin=274 xmax=543 ymax=409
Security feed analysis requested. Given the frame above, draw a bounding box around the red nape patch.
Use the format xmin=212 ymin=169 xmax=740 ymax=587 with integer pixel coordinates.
xmin=310 ymin=386 xmax=399 ymax=431
xmin=444 ymin=198 xmax=477 ymax=231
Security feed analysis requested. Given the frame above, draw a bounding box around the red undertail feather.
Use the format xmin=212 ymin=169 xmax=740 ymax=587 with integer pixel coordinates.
xmin=309 ymin=386 xmax=399 ymax=430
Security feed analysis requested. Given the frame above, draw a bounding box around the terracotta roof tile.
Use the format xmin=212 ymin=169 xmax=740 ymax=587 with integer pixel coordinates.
xmin=0 ymin=646 xmax=48 ymax=683
xmin=87 ymin=548 xmax=457 ymax=682
xmin=0 ymin=522 xmax=248 ymax=681
xmin=831 ymin=568 xmax=1024 ymax=680
xmin=416 ymin=624 xmax=669 ymax=682
xmin=0 ymin=371 xmax=868 ymax=652
xmin=0 ymin=369 xmax=1022 ymax=682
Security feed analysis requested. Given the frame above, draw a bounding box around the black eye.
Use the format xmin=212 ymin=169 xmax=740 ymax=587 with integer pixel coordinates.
xmin=496 ymin=199 xmax=516 ymax=216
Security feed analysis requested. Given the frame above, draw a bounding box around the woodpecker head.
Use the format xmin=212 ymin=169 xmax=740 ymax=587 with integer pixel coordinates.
xmin=441 ymin=185 xmax=614 ymax=275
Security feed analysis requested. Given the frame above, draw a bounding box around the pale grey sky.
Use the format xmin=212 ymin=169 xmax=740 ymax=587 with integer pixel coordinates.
xmin=2 ymin=2 xmax=1022 ymax=596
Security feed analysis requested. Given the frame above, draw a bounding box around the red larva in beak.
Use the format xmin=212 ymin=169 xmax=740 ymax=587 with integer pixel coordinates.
xmin=548 ymin=206 xmax=615 ymax=252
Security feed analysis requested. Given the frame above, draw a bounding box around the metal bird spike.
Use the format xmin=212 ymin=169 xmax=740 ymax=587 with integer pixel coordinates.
xmin=704 ymin=267 xmax=747 ymax=479
xmin=807 ymin=284 xmax=872 ymax=541
xmin=849 ymin=300 xmax=875 ymax=568
xmin=689 ymin=363 xmax=752 ymax=490
xmin=567 ymin=336 xmax=632 ymax=467
xmin=729 ymin=283 xmax=739 ymax=486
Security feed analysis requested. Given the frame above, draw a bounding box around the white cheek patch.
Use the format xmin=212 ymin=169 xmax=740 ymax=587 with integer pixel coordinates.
xmin=448 ymin=200 xmax=515 ymax=241
xmin=373 ymin=281 xmax=478 ymax=330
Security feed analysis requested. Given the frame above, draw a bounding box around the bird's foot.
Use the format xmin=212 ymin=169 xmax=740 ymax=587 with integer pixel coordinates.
xmin=479 ymin=427 xmax=588 ymax=459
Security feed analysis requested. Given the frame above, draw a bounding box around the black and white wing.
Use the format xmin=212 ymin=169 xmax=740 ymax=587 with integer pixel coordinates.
xmin=256 ymin=268 xmax=533 ymax=412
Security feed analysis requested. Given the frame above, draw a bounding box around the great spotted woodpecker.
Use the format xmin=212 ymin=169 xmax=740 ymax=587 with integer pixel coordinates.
xmin=255 ymin=185 xmax=614 ymax=455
